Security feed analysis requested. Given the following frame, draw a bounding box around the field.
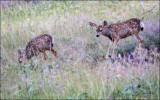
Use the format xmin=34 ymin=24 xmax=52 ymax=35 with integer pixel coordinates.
xmin=1 ymin=1 xmax=160 ymax=99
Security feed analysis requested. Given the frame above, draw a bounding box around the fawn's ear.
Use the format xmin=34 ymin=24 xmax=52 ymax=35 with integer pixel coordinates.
xmin=18 ymin=49 xmax=21 ymax=56
xmin=103 ymin=20 xmax=108 ymax=26
xmin=89 ymin=22 xmax=98 ymax=28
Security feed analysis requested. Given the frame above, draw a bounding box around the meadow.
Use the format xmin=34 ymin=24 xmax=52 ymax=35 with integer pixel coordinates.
xmin=1 ymin=1 xmax=160 ymax=99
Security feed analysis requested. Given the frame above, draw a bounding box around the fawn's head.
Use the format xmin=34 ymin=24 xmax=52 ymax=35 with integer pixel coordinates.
xmin=89 ymin=20 xmax=108 ymax=37
xmin=18 ymin=49 xmax=27 ymax=64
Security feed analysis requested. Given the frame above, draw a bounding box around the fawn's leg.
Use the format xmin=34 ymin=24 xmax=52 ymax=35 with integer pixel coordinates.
xmin=46 ymin=47 xmax=57 ymax=57
xmin=51 ymin=48 xmax=57 ymax=57
xmin=134 ymin=34 xmax=142 ymax=52
xmin=42 ymin=52 xmax=47 ymax=60
xmin=111 ymin=39 xmax=119 ymax=58
xmin=106 ymin=41 xmax=112 ymax=59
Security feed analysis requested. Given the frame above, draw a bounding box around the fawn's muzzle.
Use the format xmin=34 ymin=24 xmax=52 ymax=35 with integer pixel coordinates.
xmin=96 ymin=35 xmax=100 ymax=37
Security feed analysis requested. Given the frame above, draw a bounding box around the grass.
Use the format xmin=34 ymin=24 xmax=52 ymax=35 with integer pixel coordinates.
xmin=1 ymin=1 xmax=160 ymax=99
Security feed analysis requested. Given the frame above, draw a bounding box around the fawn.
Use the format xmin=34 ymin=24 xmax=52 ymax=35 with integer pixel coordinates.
xmin=89 ymin=18 xmax=144 ymax=58
xmin=18 ymin=34 xmax=57 ymax=64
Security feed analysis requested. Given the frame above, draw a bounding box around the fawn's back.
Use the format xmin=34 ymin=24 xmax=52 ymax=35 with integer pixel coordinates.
xmin=104 ymin=18 xmax=143 ymax=40
xmin=25 ymin=34 xmax=53 ymax=59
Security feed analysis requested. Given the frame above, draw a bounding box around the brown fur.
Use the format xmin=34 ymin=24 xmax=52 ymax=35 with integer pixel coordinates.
xmin=89 ymin=18 xmax=144 ymax=58
xmin=18 ymin=34 xmax=57 ymax=64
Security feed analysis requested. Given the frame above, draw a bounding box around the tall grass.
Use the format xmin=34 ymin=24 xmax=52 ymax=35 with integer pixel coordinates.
xmin=1 ymin=1 xmax=159 ymax=99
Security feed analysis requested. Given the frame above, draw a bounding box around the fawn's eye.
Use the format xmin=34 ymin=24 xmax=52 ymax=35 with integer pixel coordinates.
xmin=97 ymin=28 xmax=102 ymax=32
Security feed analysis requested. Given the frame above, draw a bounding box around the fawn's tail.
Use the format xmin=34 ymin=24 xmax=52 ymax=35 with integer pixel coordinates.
xmin=50 ymin=37 xmax=54 ymax=47
xmin=140 ymin=21 xmax=144 ymax=31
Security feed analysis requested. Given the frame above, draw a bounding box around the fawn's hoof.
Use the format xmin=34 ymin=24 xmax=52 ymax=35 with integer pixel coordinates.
xmin=110 ymin=58 xmax=115 ymax=63
xmin=108 ymin=55 xmax=112 ymax=58
xmin=106 ymin=55 xmax=115 ymax=63
xmin=106 ymin=58 xmax=115 ymax=63
xmin=106 ymin=55 xmax=111 ymax=59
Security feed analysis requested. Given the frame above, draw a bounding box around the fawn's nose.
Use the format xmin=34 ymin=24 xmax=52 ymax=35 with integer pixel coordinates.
xmin=96 ymin=35 xmax=100 ymax=37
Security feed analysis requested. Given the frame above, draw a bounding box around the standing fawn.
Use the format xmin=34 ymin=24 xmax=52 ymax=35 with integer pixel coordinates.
xmin=18 ymin=34 xmax=57 ymax=64
xmin=89 ymin=18 xmax=144 ymax=59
